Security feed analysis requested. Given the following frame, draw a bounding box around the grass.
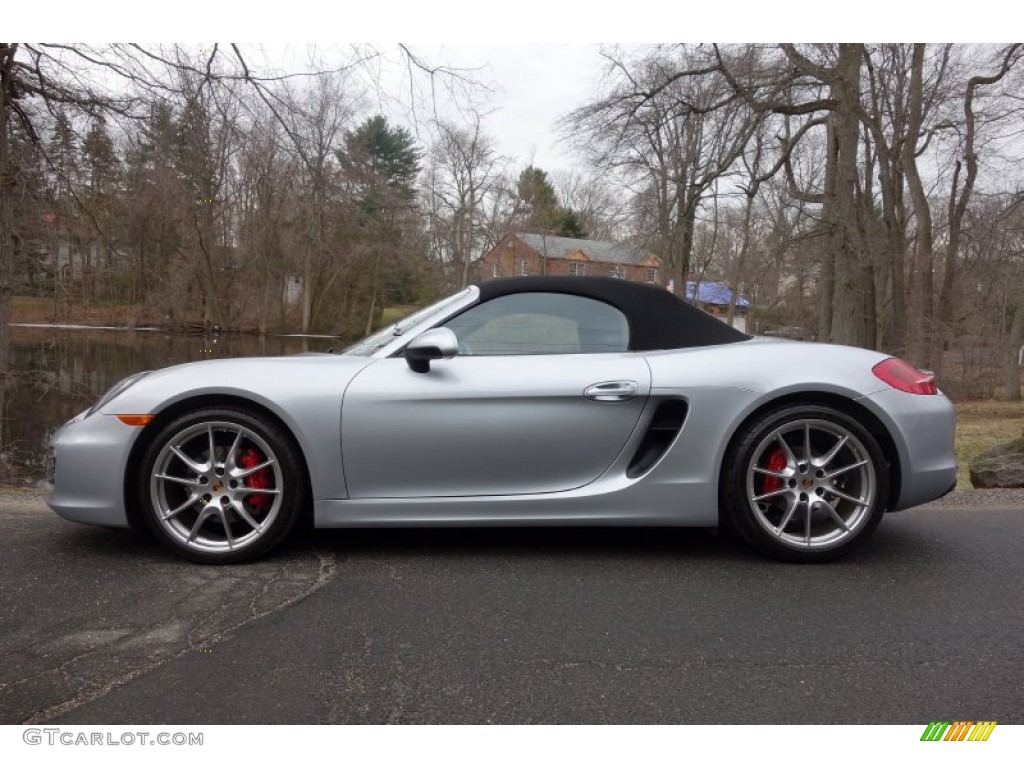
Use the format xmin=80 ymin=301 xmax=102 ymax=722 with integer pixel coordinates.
xmin=11 ymin=295 xmax=158 ymax=326
xmin=954 ymin=400 xmax=1024 ymax=488
xmin=11 ymin=296 xmax=54 ymax=315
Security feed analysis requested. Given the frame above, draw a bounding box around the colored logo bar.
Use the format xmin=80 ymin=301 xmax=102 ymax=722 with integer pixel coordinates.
xmin=920 ymin=721 xmax=997 ymax=741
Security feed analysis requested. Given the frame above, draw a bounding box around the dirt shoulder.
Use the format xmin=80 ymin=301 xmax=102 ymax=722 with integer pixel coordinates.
xmin=954 ymin=400 xmax=1024 ymax=489
xmin=11 ymin=296 xmax=163 ymax=327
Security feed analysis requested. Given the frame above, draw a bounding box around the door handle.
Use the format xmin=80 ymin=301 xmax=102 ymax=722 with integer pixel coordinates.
xmin=584 ymin=380 xmax=639 ymax=402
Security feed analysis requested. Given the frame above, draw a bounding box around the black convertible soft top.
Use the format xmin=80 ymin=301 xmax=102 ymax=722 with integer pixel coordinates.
xmin=476 ymin=276 xmax=749 ymax=351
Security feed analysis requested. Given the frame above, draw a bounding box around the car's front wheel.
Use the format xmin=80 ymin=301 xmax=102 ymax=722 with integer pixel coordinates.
xmin=138 ymin=406 xmax=305 ymax=564
xmin=722 ymin=404 xmax=889 ymax=563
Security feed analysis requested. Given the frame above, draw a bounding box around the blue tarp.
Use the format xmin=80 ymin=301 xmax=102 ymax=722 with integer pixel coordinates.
xmin=685 ymin=280 xmax=750 ymax=308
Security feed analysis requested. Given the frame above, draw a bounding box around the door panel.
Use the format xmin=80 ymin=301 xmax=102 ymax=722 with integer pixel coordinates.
xmin=341 ymin=353 xmax=651 ymax=498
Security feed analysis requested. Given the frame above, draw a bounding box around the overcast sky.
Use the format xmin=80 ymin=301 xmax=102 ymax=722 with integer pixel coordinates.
xmin=243 ymin=42 xmax=606 ymax=175
xmin=15 ymin=1 xmax=1007 ymax=180
xmin=387 ymin=43 xmax=607 ymax=174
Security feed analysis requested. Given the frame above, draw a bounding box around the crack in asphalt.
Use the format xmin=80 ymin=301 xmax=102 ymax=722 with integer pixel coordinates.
xmin=13 ymin=551 xmax=337 ymax=725
xmin=4 ymin=579 xmax=249 ymax=696
xmin=531 ymin=656 xmax=981 ymax=672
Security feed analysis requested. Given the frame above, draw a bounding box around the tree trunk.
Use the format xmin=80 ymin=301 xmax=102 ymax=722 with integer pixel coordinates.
xmin=726 ymin=192 xmax=755 ymax=326
xmin=364 ymin=290 xmax=377 ymax=337
xmin=301 ymin=239 xmax=314 ymax=334
xmin=1006 ymin=299 xmax=1023 ymax=401
xmin=0 ymin=44 xmax=16 ymax=480
xmin=938 ymin=44 xmax=1021 ymax=377
xmin=826 ymin=44 xmax=870 ymax=347
xmin=886 ymin=220 xmax=907 ymax=356
xmin=902 ymin=45 xmax=936 ymax=368
xmin=460 ymin=195 xmax=476 ymax=288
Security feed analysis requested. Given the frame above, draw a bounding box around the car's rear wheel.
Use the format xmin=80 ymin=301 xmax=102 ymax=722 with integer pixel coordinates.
xmin=138 ymin=407 xmax=305 ymax=564
xmin=722 ymin=404 xmax=889 ymax=563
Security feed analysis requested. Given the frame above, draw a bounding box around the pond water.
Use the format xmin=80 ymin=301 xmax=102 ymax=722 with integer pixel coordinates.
xmin=3 ymin=326 xmax=338 ymax=485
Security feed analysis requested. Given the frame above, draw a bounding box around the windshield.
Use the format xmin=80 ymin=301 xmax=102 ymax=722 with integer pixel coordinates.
xmin=341 ymin=288 xmax=473 ymax=357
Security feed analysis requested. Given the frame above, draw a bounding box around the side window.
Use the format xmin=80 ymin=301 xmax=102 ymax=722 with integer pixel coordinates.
xmin=442 ymin=292 xmax=630 ymax=356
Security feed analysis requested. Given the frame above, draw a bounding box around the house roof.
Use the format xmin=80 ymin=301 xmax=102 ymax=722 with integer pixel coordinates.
xmin=516 ymin=233 xmax=657 ymax=267
xmin=686 ymin=280 xmax=750 ymax=308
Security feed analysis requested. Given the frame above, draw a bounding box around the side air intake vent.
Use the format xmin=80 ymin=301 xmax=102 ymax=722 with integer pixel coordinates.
xmin=626 ymin=399 xmax=689 ymax=478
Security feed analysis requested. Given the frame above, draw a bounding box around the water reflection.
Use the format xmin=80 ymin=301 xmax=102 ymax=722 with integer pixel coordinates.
xmin=3 ymin=327 xmax=332 ymax=485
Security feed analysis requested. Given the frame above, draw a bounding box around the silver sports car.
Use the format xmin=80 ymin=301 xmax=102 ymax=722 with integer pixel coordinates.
xmin=48 ymin=277 xmax=956 ymax=564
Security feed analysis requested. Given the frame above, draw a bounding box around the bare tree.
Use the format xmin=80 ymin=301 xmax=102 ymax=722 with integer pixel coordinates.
xmin=550 ymin=168 xmax=630 ymax=240
xmin=936 ymin=45 xmax=1023 ymax=369
xmin=274 ymin=72 xmax=362 ymax=333
xmin=563 ymin=45 xmax=761 ymax=295
xmin=424 ymin=115 xmax=502 ymax=289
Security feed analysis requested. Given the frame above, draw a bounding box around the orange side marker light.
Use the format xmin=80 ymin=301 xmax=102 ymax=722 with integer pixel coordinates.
xmin=116 ymin=414 xmax=155 ymax=426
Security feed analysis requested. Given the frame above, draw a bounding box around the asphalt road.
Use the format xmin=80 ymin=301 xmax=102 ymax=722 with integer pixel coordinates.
xmin=1 ymin=491 xmax=1021 ymax=725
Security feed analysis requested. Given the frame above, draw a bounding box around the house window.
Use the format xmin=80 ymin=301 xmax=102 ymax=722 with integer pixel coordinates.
xmin=609 ymin=265 xmax=625 ymax=279
xmin=492 ymin=263 xmax=499 ymax=278
xmin=519 ymin=259 xmax=530 ymax=276
xmin=646 ymin=268 xmax=657 ymax=283
xmin=569 ymin=262 xmax=586 ymax=277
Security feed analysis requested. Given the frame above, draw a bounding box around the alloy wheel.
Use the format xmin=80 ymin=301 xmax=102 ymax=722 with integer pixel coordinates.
xmin=744 ymin=418 xmax=877 ymax=550
xmin=149 ymin=421 xmax=284 ymax=554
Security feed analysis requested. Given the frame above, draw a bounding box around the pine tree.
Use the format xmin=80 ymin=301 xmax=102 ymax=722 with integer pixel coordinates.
xmin=516 ymin=166 xmax=560 ymax=231
xmin=556 ymin=209 xmax=586 ymax=239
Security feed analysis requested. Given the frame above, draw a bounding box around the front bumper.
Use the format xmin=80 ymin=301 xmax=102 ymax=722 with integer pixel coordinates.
xmin=858 ymin=388 xmax=957 ymax=510
xmin=47 ymin=411 xmax=138 ymax=528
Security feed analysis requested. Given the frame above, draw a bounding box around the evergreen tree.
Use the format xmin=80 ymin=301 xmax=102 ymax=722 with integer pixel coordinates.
xmin=337 ymin=115 xmax=424 ymax=324
xmin=82 ymin=118 xmax=119 ymax=193
xmin=48 ymin=110 xmax=79 ymax=197
xmin=516 ymin=165 xmax=560 ymax=231
xmin=556 ymin=209 xmax=586 ymax=239
xmin=338 ymin=115 xmax=420 ymax=214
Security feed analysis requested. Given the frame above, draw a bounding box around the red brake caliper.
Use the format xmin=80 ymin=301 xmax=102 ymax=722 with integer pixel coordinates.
xmin=239 ymin=447 xmax=272 ymax=510
xmin=759 ymin=446 xmax=788 ymax=495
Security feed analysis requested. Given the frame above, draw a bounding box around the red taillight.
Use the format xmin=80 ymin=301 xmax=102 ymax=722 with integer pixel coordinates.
xmin=872 ymin=358 xmax=938 ymax=395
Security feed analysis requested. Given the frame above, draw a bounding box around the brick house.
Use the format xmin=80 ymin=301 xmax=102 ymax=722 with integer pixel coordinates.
xmin=479 ymin=233 xmax=663 ymax=284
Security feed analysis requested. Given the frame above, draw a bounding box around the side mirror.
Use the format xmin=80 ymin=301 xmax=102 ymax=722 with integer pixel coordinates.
xmin=405 ymin=328 xmax=458 ymax=373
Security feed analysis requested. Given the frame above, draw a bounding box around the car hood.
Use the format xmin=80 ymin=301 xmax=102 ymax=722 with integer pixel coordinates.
xmin=98 ymin=354 xmax=375 ymax=416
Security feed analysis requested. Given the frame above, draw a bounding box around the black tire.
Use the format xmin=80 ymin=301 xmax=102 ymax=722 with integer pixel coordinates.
xmin=137 ymin=406 xmax=306 ymax=564
xmin=721 ymin=404 xmax=889 ymax=563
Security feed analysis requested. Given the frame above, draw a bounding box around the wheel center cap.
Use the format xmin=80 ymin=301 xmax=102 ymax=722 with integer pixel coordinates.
xmin=212 ymin=482 xmax=223 ymax=493
xmin=801 ymin=477 xmax=814 ymax=489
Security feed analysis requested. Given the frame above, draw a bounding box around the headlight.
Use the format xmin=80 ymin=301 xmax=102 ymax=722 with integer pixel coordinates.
xmin=87 ymin=371 xmax=151 ymax=416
